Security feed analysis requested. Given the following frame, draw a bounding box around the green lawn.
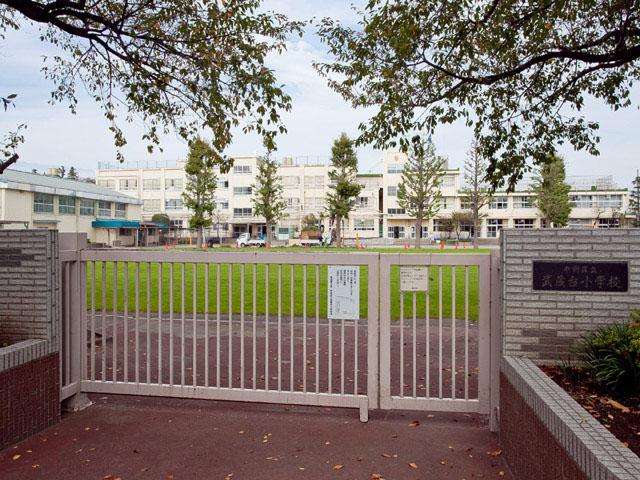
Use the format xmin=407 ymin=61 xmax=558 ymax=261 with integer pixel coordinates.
xmin=87 ymin=253 xmax=483 ymax=321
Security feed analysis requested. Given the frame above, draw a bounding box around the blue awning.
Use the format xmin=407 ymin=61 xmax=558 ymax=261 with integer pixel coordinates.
xmin=92 ymin=219 xmax=141 ymax=229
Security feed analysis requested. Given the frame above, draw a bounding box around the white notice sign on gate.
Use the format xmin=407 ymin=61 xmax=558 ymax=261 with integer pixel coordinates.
xmin=327 ymin=265 xmax=360 ymax=320
xmin=400 ymin=266 xmax=429 ymax=292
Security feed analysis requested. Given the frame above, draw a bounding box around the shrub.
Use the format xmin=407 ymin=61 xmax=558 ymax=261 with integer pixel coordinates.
xmin=578 ymin=312 xmax=640 ymax=397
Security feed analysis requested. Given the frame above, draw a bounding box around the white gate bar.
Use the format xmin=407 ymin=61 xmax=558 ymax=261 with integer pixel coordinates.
xmin=158 ymin=263 xmax=163 ymax=386
xmin=192 ymin=264 xmax=197 ymax=387
xmin=124 ymin=262 xmax=129 ymax=383
xmin=169 ymin=263 xmax=174 ymax=386
xmin=81 ymin=380 xmax=369 ymax=421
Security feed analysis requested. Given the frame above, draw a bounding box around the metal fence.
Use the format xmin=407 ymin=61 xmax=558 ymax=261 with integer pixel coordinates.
xmin=59 ymin=248 xmax=498 ymax=424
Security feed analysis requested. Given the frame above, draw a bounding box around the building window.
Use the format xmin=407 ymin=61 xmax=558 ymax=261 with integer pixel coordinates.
xmin=97 ymin=179 xmax=115 ymax=189
xmin=233 ymin=208 xmax=252 ymax=218
xmin=165 ymin=178 xmax=183 ymax=190
xmin=119 ymin=179 xmax=137 ymax=191
xmin=118 ymin=228 xmax=133 ymax=236
xmin=514 ymin=219 xmax=534 ymax=228
xmin=442 ymin=175 xmax=455 ymax=188
xmin=410 ymin=226 xmax=430 ymax=238
xmin=353 ymin=218 xmax=375 ymax=231
xmin=165 ymin=199 xmax=183 ymax=211
xmin=387 ymin=186 xmax=398 ymax=196
xmin=513 ymin=196 xmax=533 ymax=208
xmin=281 ymin=176 xmax=300 ymax=188
xmin=115 ymin=203 xmax=126 ymax=218
xmin=387 ymin=208 xmax=405 ymax=215
xmin=387 ymin=164 xmax=403 ymax=174
xmin=143 ymin=178 xmax=161 ymax=191
xmin=489 ymin=196 xmax=508 ymax=209
xmin=218 ymin=178 xmax=229 ymax=189
xmin=304 ymin=176 xmax=324 ymax=187
xmin=216 ymin=200 xmax=229 ymax=210
xmin=80 ymin=199 xmax=95 ymax=216
xmin=486 ymin=219 xmax=504 ymax=237
xmin=233 ymin=186 xmax=252 ymax=195
xmin=286 ymin=197 xmax=300 ymax=208
xmin=568 ymin=218 xmax=591 ymax=228
xmin=304 ymin=197 xmax=324 ymax=209
xmin=387 ymin=226 xmax=405 ymax=238
xmin=143 ymin=199 xmax=161 ymax=213
xmin=356 ymin=196 xmax=369 ymax=209
xmin=570 ymin=195 xmax=593 ymax=208
xmin=595 ymin=195 xmax=623 ymax=209
xmin=58 ymin=196 xmax=76 ymax=215
xmin=233 ymin=165 xmax=251 ymax=174
xmin=170 ymin=219 xmax=184 ymax=229
xmin=33 ymin=193 xmax=54 ymax=214
xmin=439 ymin=197 xmax=453 ymax=210
xmin=98 ymin=201 xmax=112 ymax=217
xmin=598 ymin=218 xmax=620 ymax=228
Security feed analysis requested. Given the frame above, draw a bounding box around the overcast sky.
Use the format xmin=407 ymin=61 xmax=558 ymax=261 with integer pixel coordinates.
xmin=0 ymin=1 xmax=638 ymax=186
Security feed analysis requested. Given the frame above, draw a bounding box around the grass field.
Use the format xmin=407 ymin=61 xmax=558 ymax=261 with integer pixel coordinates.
xmin=86 ymin=249 xmax=486 ymax=320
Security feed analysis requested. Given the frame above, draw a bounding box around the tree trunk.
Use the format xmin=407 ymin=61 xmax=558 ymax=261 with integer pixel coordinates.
xmin=265 ymin=221 xmax=271 ymax=249
xmin=414 ymin=213 xmax=422 ymax=249
xmin=473 ymin=213 xmax=480 ymax=249
xmin=196 ymin=226 xmax=203 ymax=248
xmin=335 ymin=215 xmax=342 ymax=248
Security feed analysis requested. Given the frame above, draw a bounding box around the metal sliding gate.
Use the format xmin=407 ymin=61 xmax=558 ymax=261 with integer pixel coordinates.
xmin=60 ymin=249 xmax=496 ymax=423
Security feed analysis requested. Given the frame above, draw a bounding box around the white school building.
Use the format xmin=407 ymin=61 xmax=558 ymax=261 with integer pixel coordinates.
xmin=95 ymin=152 xmax=630 ymax=242
xmin=0 ymin=169 xmax=143 ymax=246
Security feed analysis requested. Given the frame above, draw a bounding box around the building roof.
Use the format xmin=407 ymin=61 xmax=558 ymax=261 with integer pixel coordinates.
xmin=0 ymin=169 xmax=142 ymax=204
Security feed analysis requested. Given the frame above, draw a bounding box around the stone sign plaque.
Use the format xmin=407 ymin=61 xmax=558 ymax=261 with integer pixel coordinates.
xmin=532 ymin=261 xmax=628 ymax=292
xmin=400 ymin=266 xmax=429 ymax=292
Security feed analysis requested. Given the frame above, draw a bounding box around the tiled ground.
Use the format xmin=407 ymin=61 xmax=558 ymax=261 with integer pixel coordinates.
xmin=0 ymin=394 xmax=511 ymax=479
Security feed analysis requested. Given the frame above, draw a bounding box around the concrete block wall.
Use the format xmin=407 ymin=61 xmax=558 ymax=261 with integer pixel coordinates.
xmin=0 ymin=230 xmax=59 ymax=349
xmin=501 ymin=229 xmax=640 ymax=362
xmin=501 ymin=356 xmax=640 ymax=480
xmin=0 ymin=230 xmax=61 ymax=450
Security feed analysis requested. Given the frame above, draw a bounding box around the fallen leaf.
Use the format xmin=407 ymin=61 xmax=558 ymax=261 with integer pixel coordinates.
xmin=408 ymin=462 xmax=418 ymax=469
xmin=604 ymin=399 xmax=630 ymax=413
xmin=381 ymin=453 xmax=391 ymax=458
xmin=487 ymin=448 xmax=502 ymax=457
xmin=12 ymin=454 xmax=21 ymax=461
xmin=333 ymin=464 xmax=344 ymax=470
xmin=371 ymin=474 xmax=384 ymax=479
xmin=408 ymin=420 xmax=420 ymax=427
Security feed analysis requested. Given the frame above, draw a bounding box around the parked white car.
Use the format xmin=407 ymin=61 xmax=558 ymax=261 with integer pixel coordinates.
xmin=236 ymin=232 xmax=266 ymax=248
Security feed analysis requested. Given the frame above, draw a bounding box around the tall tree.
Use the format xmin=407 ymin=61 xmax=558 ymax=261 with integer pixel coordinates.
xmin=532 ymin=155 xmax=572 ymax=228
xmin=326 ymin=133 xmax=362 ymax=247
xmin=57 ymin=165 xmax=65 ymax=178
xmin=316 ymin=1 xmax=640 ymax=189
xmin=631 ymin=170 xmax=640 ymax=228
xmin=182 ymin=137 xmax=217 ymax=248
xmin=67 ymin=166 xmax=79 ymax=180
xmin=1 ymin=1 xmax=303 ymax=167
xmin=460 ymin=141 xmax=492 ymax=247
xmin=396 ymin=139 xmax=445 ymax=248
xmin=450 ymin=211 xmax=474 ymax=242
xmin=252 ymin=155 xmax=287 ymax=249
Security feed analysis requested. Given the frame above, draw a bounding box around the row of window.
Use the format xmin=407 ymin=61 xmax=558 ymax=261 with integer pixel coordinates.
xmin=33 ymin=193 xmax=126 ymax=217
xmin=570 ymin=195 xmax=623 ymax=209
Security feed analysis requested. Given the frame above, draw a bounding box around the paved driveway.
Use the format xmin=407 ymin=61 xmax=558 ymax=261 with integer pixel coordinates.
xmin=0 ymin=395 xmax=511 ymax=479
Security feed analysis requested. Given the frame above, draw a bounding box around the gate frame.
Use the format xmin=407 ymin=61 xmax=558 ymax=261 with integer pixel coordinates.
xmin=378 ymin=252 xmax=493 ymax=416
xmin=59 ymin=246 xmax=499 ymax=425
xmin=75 ymin=249 xmax=380 ymax=422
